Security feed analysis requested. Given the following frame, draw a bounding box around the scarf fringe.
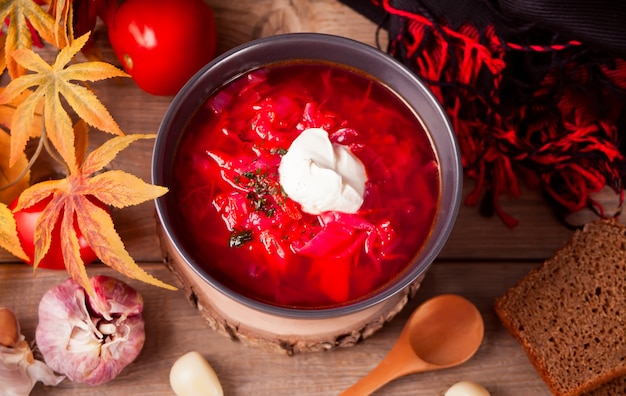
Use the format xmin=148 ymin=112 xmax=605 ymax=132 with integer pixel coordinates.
xmin=380 ymin=0 xmax=626 ymax=227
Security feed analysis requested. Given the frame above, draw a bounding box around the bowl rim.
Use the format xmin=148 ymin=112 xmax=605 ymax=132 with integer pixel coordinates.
xmin=152 ymin=32 xmax=463 ymax=319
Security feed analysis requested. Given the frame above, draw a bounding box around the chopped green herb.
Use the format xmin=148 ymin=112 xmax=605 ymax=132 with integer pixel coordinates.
xmin=236 ymin=165 xmax=285 ymax=218
xmin=229 ymin=229 xmax=253 ymax=248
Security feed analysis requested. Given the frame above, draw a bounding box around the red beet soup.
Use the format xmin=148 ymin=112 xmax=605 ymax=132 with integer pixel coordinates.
xmin=171 ymin=61 xmax=440 ymax=309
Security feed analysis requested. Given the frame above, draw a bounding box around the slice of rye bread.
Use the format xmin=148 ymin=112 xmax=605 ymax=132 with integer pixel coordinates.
xmin=495 ymin=219 xmax=626 ymax=396
xmin=583 ymin=376 xmax=626 ymax=396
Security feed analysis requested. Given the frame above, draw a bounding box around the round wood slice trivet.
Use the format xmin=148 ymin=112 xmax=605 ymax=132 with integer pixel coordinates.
xmin=157 ymin=220 xmax=423 ymax=355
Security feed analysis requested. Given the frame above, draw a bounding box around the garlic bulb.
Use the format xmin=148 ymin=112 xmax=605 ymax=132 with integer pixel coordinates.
xmin=35 ymin=275 xmax=145 ymax=386
xmin=1 ymin=307 xmax=64 ymax=396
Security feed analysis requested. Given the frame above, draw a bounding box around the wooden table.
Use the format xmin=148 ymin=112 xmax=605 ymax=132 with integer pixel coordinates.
xmin=0 ymin=1 xmax=614 ymax=395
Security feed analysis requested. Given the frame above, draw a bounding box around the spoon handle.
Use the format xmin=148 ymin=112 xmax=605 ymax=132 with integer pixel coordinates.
xmin=339 ymin=346 xmax=424 ymax=396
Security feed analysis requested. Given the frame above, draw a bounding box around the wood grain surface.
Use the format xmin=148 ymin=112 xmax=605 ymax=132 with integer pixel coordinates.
xmin=0 ymin=1 xmax=617 ymax=395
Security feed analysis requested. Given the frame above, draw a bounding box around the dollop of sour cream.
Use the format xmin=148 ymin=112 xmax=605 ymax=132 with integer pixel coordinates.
xmin=278 ymin=128 xmax=367 ymax=214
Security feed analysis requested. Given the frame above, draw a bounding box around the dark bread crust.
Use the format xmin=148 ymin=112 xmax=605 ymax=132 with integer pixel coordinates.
xmin=495 ymin=219 xmax=626 ymax=396
xmin=584 ymin=376 xmax=626 ymax=396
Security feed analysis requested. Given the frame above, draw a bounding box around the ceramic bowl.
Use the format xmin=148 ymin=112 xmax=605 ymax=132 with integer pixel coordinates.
xmin=152 ymin=33 xmax=462 ymax=353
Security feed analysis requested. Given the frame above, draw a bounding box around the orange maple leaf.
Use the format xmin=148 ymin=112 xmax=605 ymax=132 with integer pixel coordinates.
xmin=12 ymin=134 xmax=175 ymax=296
xmin=0 ymin=32 xmax=128 ymax=171
xmin=0 ymin=201 xmax=28 ymax=261
xmin=0 ymin=87 xmax=43 ymax=139
xmin=0 ymin=0 xmax=66 ymax=78
xmin=0 ymin=35 xmax=6 ymax=76
xmin=0 ymin=87 xmax=44 ymax=189
xmin=0 ymin=125 xmax=30 ymax=205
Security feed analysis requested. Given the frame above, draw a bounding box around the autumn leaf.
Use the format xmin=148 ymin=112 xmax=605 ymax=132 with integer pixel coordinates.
xmin=48 ymin=0 xmax=73 ymax=43
xmin=14 ymin=134 xmax=174 ymax=296
xmin=0 ymin=32 xmax=129 ymax=171
xmin=0 ymin=35 xmax=6 ymax=76
xmin=52 ymin=0 xmax=110 ymax=61
xmin=0 ymin=0 xmax=65 ymax=78
xmin=0 ymin=87 xmax=43 ymax=138
xmin=0 ymin=128 xmax=30 ymax=204
xmin=0 ymin=201 xmax=28 ymax=261
xmin=73 ymin=118 xmax=89 ymax=166
xmin=0 ymin=87 xmax=44 ymax=177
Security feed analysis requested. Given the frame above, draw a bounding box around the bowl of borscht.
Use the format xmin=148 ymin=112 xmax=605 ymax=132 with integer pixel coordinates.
xmin=153 ymin=33 xmax=462 ymax=353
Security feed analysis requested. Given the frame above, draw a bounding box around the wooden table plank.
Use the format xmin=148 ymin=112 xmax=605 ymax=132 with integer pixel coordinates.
xmin=0 ymin=261 xmax=552 ymax=396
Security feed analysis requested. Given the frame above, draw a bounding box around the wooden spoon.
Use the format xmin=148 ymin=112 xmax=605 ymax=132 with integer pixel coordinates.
xmin=340 ymin=294 xmax=484 ymax=396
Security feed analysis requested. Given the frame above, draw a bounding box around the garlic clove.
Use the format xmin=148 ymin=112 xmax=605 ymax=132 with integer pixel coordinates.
xmin=170 ymin=351 xmax=224 ymax=396
xmin=1 ymin=307 xmax=64 ymax=395
xmin=0 ymin=307 xmax=20 ymax=347
xmin=36 ymin=276 xmax=145 ymax=386
xmin=89 ymin=275 xmax=144 ymax=321
xmin=445 ymin=380 xmax=491 ymax=396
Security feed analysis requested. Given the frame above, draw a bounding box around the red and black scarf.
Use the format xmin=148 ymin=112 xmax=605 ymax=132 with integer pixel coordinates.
xmin=340 ymin=0 xmax=626 ymax=227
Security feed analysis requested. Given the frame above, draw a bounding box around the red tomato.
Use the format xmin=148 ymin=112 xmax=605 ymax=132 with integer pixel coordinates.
xmin=10 ymin=196 xmax=104 ymax=270
xmin=107 ymin=0 xmax=218 ymax=96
